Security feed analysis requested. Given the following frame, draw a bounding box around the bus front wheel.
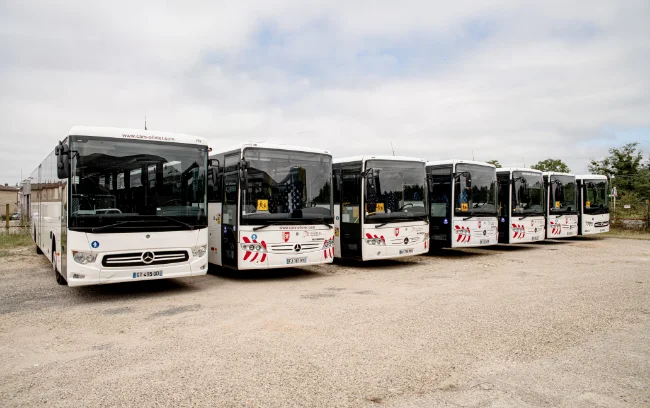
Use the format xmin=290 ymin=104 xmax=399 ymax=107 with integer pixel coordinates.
xmin=35 ymin=230 xmax=42 ymax=255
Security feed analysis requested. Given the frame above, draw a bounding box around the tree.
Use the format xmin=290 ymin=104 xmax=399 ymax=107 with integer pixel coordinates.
xmin=531 ymin=159 xmax=570 ymax=173
xmin=589 ymin=142 xmax=644 ymax=191
xmin=486 ymin=160 xmax=502 ymax=168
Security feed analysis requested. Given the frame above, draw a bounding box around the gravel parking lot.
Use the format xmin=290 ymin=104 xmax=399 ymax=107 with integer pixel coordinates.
xmin=0 ymin=237 xmax=649 ymax=407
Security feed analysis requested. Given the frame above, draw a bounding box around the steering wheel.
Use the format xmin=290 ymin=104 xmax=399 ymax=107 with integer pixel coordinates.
xmin=162 ymin=199 xmax=183 ymax=206
xmin=398 ymin=203 xmax=413 ymax=211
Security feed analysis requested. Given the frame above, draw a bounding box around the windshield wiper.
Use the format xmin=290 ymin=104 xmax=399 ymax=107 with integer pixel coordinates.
xmin=517 ymin=213 xmax=544 ymax=220
xmin=157 ymin=216 xmax=195 ymax=230
xmin=374 ymin=215 xmax=428 ymax=228
xmin=252 ymin=221 xmax=300 ymax=231
xmin=91 ymin=220 xmax=139 ymax=233
xmin=314 ymin=218 xmax=333 ymax=229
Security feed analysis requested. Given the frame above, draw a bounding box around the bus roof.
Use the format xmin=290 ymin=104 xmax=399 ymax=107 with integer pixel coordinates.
xmin=575 ymin=174 xmax=608 ymax=181
xmin=334 ymin=155 xmax=425 ymax=165
xmin=210 ymin=142 xmax=330 ymax=157
xmin=426 ymin=159 xmax=496 ymax=169
xmin=68 ymin=126 xmax=208 ymax=146
xmin=497 ymin=167 xmax=543 ymax=175
xmin=543 ymin=171 xmax=575 ymax=177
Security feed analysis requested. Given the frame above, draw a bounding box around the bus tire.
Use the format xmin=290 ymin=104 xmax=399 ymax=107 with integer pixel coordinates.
xmin=52 ymin=239 xmax=67 ymax=286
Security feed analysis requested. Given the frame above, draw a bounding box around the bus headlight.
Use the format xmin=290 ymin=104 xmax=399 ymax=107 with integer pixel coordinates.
xmin=365 ymin=238 xmax=385 ymax=245
xmin=72 ymin=251 xmax=97 ymax=264
xmin=192 ymin=245 xmax=207 ymax=258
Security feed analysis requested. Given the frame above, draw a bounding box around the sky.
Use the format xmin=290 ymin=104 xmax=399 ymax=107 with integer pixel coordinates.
xmin=1 ymin=0 xmax=649 ymax=184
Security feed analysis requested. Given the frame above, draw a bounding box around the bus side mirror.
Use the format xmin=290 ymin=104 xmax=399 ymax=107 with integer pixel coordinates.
xmin=238 ymin=159 xmax=248 ymax=184
xmin=209 ymin=159 xmax=220 ymax=186
xmin=55 ymin=141 xmax=70 ymax=179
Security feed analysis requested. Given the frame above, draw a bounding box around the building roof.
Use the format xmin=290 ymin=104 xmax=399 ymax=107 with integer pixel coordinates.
xmin=0 ymin=185 xmax=19 ymax=192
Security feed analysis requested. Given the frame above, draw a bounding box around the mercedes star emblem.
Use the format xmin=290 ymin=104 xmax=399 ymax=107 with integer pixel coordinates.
xmin=142 ymin=252 xmax=155 ymax=264
xmin=294 ymin=244 xmax=302 ymax=252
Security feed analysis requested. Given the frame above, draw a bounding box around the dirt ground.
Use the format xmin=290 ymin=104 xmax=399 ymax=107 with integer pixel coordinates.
xmin=0 ymin=237 xmax=649 ymax=408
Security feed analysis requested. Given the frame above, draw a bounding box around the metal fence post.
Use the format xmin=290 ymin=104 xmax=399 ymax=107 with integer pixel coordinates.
xmin=5 ymin=204 xmax=8 ymax=229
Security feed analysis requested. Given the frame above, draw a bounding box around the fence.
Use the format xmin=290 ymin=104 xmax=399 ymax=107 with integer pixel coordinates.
xmin=612 ymin=194 xmax=649 ymax=230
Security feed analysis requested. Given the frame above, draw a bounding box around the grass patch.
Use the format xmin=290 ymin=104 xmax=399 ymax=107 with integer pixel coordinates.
xmin=0 ymin=231 xmax=33 ymax=249
xmin=604 ymin=228 xmax=650 ymax=240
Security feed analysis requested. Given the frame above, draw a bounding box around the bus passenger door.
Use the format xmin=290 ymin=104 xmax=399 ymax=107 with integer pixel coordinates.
xmin=207 ymin=164 xmax=223 ymax=266
xmin=340 ymin=167 xmax=362 ymax=259
xmin=497 ymin=174 xmax=510 ymax=243
xmin=221 ymin=172 xmax=239 ymax=269
xmin=428 ymin=168 xmax=452 ymax=248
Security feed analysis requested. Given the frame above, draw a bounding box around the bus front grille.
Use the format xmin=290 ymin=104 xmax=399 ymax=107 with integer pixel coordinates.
xmin=101 ymin=251 xmax=189 ymax=267
xmin=268 ymin=243 xmax=321 ymax=253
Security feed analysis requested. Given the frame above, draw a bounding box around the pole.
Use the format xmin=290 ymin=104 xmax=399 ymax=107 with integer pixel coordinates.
xmin=5 ymin=204 xmax=8 ymax=229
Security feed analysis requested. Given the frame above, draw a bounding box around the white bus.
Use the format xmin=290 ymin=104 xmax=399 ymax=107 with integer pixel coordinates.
xmin=426 ymin=160 xmax=499 ymax=248
xmin=207 ymin=143 xmax=334 ymax=270
xmin=496 ymin=168 xmax=546 ymax=244
xmin=543 ymin=172 xmax=579 ymax=238
xmin=28 ymin=126 xmax=210 ymax=286
xmin=332 ymin=156 xmax=429 ymax=261
xmin=576 ymin=174 xmax=610 ymax=235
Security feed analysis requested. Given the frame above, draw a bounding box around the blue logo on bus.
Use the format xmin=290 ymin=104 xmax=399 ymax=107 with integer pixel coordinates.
xmin=443 ymin=218 xmax=448 ymax=225
xmin=251 ymin=234 xmax=258 ymax=240
xmin=500 ymin=217 xmax=505 ymax=223
xmin=91 ymin=241 xmax=100 ymax=248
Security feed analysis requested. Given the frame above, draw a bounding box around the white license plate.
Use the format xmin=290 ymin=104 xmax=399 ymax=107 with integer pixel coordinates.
xmin=399 ymin=249 xmax=413 ymax=255
xmin=480 ymin=239 xmax=490 ymax=244
xmin=286 ymin=257 xmax=307 ymax=265
xmin=133 ymin=271 xmax=163 ymax=279
xmin=531 ymin=236 xmax=539 ymax=241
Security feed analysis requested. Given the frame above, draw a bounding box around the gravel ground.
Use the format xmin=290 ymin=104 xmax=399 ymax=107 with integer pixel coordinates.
xmin=0 ymin=237 xmax=648 ymax=407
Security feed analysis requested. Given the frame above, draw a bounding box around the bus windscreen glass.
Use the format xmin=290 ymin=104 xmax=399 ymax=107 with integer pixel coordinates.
xmin=583 ymin=179 xmax=608 ymax=214
xmin=512 ymin=171 xmax=544 ymax=215
xmin=549 ymin=175 xmax=577 ymax=213
xmin=454 ymin=164 xmax=497 ymax=216
xmin=364 ymin=160 xmax=426 ymax=224
xmin=240 ymin=148 xmax=333 ymax=225
xmin=68 ymin=137 xmax=208 ymax=231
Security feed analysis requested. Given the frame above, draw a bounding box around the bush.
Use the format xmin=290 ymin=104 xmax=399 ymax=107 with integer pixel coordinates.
xmin=0 ymin=231 xmax=33 ymax=249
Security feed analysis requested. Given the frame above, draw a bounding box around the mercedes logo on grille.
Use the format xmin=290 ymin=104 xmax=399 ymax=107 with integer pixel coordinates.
xmin=403 ymin=237 xmax=409 ymax=244
xmin=142 ymin=252 xmax=155 ymax=264
xmin=483 ymin=230 xmax=487 ymax=236
xmin=294 ymin=244 xmax=302 ymax=252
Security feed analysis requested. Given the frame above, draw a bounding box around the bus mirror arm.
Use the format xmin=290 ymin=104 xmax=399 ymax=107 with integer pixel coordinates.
xmin=55 ymin=141 xmax=71 ymax=180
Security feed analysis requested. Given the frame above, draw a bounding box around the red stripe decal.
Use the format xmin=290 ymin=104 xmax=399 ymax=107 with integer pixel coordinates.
xmin=250 ymin=252 xmax=259 ymax=262
xmin=324 ymin=250 xmax=328 ymax=259
xmin=243 ymin=251 xmax=251 ymax=260
xmin=260 ymin=253 xmax=267 ymax=263
xmin=242 ymin=237 xmax=251 ymax=243
xmin=261 ymin=241 xmax=267 ymax=250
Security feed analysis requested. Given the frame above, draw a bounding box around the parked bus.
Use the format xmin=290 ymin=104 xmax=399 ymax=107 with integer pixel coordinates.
xmin=208 ymin=143 xmax=334 ymax=270
xmin=28 ymin=126 xmax=210 ymax=286
xmin=576 ymin=174 xmax=610 ymax=235
xmin=496 ymin=168 xmax=546 ymax=244
xmin=332 ymin=156 xmax=429 ymax=261
xmin=426 ymin=160 xmax=498 ymax=248
xmin=543 ymin=172 xmax=578 ymax=238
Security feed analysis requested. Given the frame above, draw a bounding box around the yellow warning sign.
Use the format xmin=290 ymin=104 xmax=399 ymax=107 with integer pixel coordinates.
xmin=257 ymin=199 xmax=269 ymax=211
xmin=586 ymin=201 xmax=591 ymax=208
xmin=555 ymin=201 xmax=561 ymax=208
xmin=376 ymin=203 xmax=385 ymax=212
xmin=461 ymin=202 xmax=469 ymax=211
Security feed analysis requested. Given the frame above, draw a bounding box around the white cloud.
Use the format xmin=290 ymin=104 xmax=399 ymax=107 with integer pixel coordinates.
xmin=1 ymin=0 xmax=649 ymax=183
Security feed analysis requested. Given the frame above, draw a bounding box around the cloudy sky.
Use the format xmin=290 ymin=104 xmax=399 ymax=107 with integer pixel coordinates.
xmin=1 ymin=0 xmax=649 ymax=184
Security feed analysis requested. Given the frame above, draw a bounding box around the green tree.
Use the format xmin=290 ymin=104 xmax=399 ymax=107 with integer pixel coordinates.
xmin=531 ymin=159 xmax=570 ymax=173
xmin=486 ymin=160 xmax=502 ymax=168
xmin=588 ymin=143 xmax=644 ymax=190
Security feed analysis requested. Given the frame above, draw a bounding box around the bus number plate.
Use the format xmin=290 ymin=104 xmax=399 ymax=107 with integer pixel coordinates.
xmin=399 ymin=249 xmax=413 ymax=255
xmin=531 ymin=236 xmax=540 ymax=241
xmin=133 ymin=271 xmax=163 ymax=278
xmin=286 ymin=257 xmax=307 ymax=265
xmin=480 ymin=239 xmax=490 ymax=245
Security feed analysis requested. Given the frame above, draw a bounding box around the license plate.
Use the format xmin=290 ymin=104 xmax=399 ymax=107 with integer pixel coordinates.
xmin=531 ymin=236 xmax=539 ymax=241
xmin=133 ymin=271 xmax=163 ymax=279
xmin=433 ymin=234 xmax=446 ymax=241
xmin=480 ymin=239 xmax=490 ymax=244
xmin=286 ymin=257 xmax=307 ymax=265
xmin=399 ymin=249 xmax=413 ymax=255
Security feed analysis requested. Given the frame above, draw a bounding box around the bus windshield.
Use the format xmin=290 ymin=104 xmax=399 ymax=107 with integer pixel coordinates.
xmin=69 ymin=137 xmax=208 ymax=232
xmin=241 ymin=148 xmax=333 ymax=225
xmin=454 ymin=164 xmax=497 ymax=216
xmin=549 ymin=175 xmax=577 ymax=213
xmin=512 ymin=171 xmax=544 ymax=215
xmin=583 ymin=179 xmax=609 ymax=214
xmin=364 ymin=160 xmax=426 ymax=224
